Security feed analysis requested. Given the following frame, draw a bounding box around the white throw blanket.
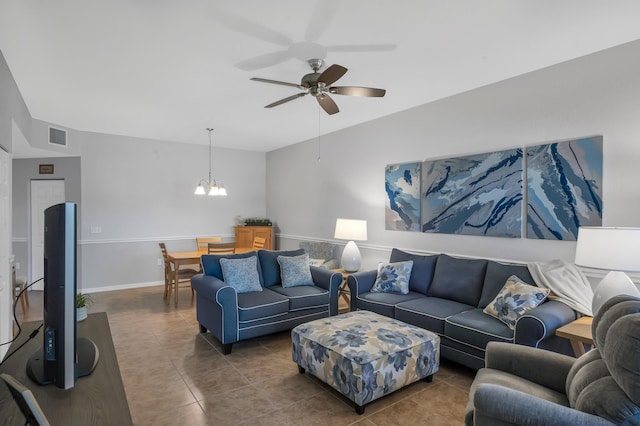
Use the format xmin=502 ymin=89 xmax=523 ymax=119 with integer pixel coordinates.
xmin=528 ymin=259 xmax=593 ymax=316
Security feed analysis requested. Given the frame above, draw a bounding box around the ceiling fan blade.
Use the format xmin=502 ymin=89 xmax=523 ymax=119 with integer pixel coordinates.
xmin=329 ymin=86 xmax=386 ymax=97
xmin=236 ymin=50 xmax=292 ymax=71
xmin=265 ymin=93 xmax=307 ymax=108
xmin=318 ymin=64 xmax=347 ymax=86
xmin=316 ymin=94 xmax=339 ymax=115
xmin=327 ymin=44 xmax=397 ymax=52
xmin=251 ymin=77 xmax=305 ymax=90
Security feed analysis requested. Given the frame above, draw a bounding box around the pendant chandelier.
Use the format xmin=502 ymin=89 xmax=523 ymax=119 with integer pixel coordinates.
xmin=194 ymin=128 xmax=227 ymax=196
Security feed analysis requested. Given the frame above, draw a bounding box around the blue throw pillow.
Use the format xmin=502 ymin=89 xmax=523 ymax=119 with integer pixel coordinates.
xmin=483 ymin=275 xmax=550 ymax=329
xmin=370 ymin=261 xmax=414 ymax=294
xmin=219 ymin=256 xmax=263 ymax=293
xmin=277 ymin=253 xmax=314 ymax=288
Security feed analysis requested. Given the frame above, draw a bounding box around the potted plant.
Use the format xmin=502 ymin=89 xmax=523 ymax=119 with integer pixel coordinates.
xmin=76 ymin=293 xmax=93 ymax=322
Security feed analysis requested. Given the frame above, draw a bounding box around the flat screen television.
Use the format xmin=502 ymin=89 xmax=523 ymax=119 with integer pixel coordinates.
xmin=26 ymin=202 xmax=98 ymax=390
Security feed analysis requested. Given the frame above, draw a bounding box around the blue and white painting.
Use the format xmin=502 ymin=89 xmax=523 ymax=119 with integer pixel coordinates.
xmin=385 ymin=162 xmax=421 ymax=231
xmin=526 ymin=136 xmax=603 ymax=241
xmin=421 ymin=149 xmax=523 ymax=238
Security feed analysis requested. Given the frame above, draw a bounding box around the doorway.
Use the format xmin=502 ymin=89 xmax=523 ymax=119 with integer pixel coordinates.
xmin=30 ymin=180 xmax=65 ymax=290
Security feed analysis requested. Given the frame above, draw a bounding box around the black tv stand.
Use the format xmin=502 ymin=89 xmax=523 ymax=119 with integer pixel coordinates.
xmin=26 ymin=338 xmax=100 ymax=385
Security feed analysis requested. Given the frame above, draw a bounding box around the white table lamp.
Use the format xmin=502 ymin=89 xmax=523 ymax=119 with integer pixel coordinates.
xmin=334 ymin=218 xmax=368 ymax=272
xmin=574 ymin=227 xmax=640 ymax=315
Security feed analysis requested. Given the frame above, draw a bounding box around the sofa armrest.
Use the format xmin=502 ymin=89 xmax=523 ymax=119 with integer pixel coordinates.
xmin=310 ymin=267 xmax=343 ymax=315
xmin=191 ymin=274 xmax=239 ymax=344
xmin=484 ymin=342 xmax=575 ymax=393
xmin=347 ymin=270 xmax=378 ymax=311
xmin=472 ymin=384 xmax=615 ymax=426
xmin=515 ymin=300 xmax=578 ymax=347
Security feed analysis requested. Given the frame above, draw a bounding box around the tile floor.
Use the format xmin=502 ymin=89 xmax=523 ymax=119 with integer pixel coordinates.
xmin=15 ymin=286 xmax=475 ymax=425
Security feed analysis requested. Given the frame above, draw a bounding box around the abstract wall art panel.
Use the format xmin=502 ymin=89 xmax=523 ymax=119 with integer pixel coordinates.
xmin=421 ymin=149 xmax=523 ymax=238
xmin=385 ymin=162 xmax=421 ymax=231
xmin=526 ymin=136 xmax=603 ymax=241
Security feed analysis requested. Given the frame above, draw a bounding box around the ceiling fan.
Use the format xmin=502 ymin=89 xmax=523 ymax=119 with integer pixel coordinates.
xmin=250 ymin=59 xmax=386 ymax=115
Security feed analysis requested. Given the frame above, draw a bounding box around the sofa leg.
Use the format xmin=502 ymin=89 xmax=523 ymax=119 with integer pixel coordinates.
xmin=222 ymin=343 xmax=232 ymax=355
xmin=297 ymin=365 xmax=305 ymax=374
xmin=355 ymin=404 xmax=365 ymax=415
xmin=199 ymin=323 xmax=207 ymax=333
xmin=424 ymin=374 xmax=433 ymax=383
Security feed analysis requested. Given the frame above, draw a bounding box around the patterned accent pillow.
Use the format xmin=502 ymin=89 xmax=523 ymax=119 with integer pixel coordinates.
xmin=219 ymin=256 xmax=263 ymax=293
xmin=278 ymin=253 xmax=315 ymax=288
xmin=370 ymin=261 xmax=414 ymax=295
xmin=483 ymin=275 xmax=550 ymax=329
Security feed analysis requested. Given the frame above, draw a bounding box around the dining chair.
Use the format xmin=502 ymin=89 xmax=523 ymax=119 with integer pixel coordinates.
xmin=252 ymin=236 xmax=267 ymax=249
xmin=207 ymin=242 xmax=236 ymax=254
xmin=196 ymin=236 xmax=222 ymax=252
xmin=159 ymin=242 xmax=199 ymax=305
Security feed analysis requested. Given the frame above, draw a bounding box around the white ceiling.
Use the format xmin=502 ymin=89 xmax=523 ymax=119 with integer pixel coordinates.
xmin=2 ymin=1 xmax=640 ymax=152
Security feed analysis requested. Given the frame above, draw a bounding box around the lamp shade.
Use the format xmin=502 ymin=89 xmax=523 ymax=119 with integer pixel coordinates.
xmin=575 ymin=226 xmax=640 ymax=315
xmin=575 ymin=227 xmax=640 ymax=272
xmin=334 ymin=219 xmax=368 ymax=241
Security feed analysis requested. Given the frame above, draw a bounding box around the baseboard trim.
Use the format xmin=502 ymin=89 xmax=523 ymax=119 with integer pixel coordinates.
xmin=80 ymin=280 xmax=163 ymax=294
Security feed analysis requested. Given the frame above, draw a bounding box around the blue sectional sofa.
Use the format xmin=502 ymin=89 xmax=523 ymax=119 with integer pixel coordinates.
xmin=191 ymin=249 xmax=343 ymax=354
xmin=347 ymin=249 xmax=579 ymax=370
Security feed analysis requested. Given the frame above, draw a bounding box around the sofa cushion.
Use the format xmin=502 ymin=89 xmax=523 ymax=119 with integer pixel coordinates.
xmin=389 ymin=249 xmax=439 ymax=294
xmin=237 ymin=288 xmax=290 ymax=322
xmin=278 ymin=253 xmax=314 ymax=287
xmin=428 ymin=254 xmax=487 ymax=306
xmin=445 ymin=308 xmax=514 ymax=351
xmin=483 ymin=275 xmax=550 ymax=329
xmin=395 ymin=297 xmax=474 ymax=335
xmin=220 ymin=256 xmax=263 ymax=294
xmin=270 ymin=285 xmax=330 ymax=311
xmin=355 ymin=291 xmax=426 ymax=318
xmin=370 ymin=260 xmax=413 ymax=294
xmin=202 ymin=251 xmax=264 ymax=287
xmin=258 ymin=249 xmax=306 ymax=287
xmin=479 ymin=260 xmax=535 ymax=308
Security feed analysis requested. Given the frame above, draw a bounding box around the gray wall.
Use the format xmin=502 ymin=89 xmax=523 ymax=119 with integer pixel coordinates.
xmin=77 ymin=130 xmax=266 ymax=291
xmin=12 ymin=156 xmax=82 ymax=283
xmin=0 ymin=50 xmax=31 ymax=153
xmin=267 ymin=40 xmax=640 ymax=273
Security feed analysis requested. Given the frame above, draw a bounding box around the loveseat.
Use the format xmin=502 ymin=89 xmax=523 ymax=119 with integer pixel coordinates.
xmin=347 ymin=249 xmax=578 ymax=370
xmin=191 ymin=249 xmax=343 ymax=354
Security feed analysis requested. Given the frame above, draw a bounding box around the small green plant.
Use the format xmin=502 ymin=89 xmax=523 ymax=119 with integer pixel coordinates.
xmin=76 ymin=293 xmax=93 ymax=308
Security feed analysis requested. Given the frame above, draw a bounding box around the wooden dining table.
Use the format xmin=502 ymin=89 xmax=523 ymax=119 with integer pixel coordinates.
xmin=166 ymin=246 xmax=254 ymax=306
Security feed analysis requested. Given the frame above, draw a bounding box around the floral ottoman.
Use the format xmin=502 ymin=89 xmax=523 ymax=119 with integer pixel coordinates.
xmin=291 ymin=310 xmax=440 ymax=414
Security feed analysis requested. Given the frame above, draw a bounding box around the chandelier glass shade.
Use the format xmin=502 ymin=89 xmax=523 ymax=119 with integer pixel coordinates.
xmin=194 ymin=128 xmax=227 ymax=196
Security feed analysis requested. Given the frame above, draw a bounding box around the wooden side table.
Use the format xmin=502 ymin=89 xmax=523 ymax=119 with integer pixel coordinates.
xmin=555 ymin=316 xmax=594 ymax=357
xmin=332 ymin=269 xmax=353 ymax=313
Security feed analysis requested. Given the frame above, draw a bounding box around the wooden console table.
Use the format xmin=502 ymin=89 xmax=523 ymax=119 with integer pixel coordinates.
xmin=0 ymin=312 xmax=132 ymax=425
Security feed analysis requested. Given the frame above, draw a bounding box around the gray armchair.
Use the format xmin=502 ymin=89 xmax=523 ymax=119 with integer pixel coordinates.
xmin=465 ymin=295 xmax=640 ymax=425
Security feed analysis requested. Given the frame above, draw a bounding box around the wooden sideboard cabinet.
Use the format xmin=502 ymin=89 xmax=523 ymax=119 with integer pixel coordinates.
xmin=235 ymin=226 xmax=273 ymax=250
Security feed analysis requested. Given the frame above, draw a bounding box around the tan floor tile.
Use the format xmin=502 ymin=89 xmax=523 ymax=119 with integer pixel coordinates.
xmin=182 ymin=365 xmax=250 ymax=401
xmin=133 ymin=401 xmax=208 ymax=426
xmin=199 ymin=384 xmax=278 ymax=424
xmin=254 ymin=372 xmax=325 ymax=409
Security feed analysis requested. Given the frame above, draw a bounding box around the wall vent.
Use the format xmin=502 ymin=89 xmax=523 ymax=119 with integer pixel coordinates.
xmin=49 ymin=126 xmax=67 ymax=147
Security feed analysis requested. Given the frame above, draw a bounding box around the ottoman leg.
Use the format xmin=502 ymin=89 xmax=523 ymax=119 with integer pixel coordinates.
xmin=424 ymin=374 xmax=433 ymax=383
xmin=355 ymin=404 xmax=365 ymax=415
xmin=297 ymin=365 xmax=306 ymax=374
